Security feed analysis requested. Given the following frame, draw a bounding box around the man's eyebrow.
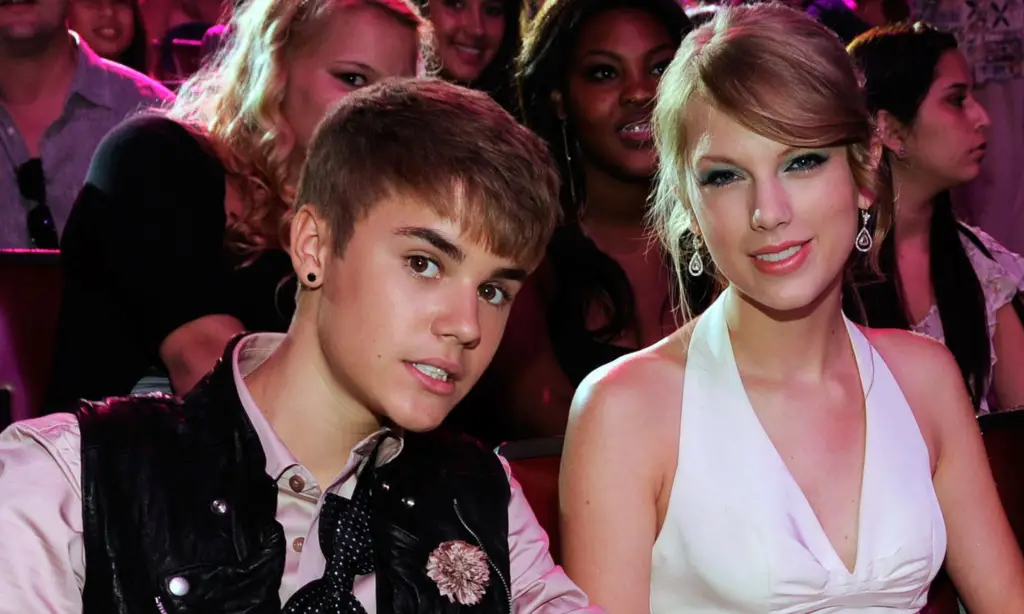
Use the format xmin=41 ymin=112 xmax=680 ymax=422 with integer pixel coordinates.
xmin=394 ymin=227 xmax=465 ymax=263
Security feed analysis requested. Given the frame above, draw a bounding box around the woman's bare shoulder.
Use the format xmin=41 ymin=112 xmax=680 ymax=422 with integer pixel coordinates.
xmin=569 ymin=320 xmax=696 ymax=441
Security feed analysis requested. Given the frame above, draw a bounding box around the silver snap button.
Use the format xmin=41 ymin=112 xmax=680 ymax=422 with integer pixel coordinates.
xmin=167 ymin=576 xmax=190 ymax=596
xmin=211 ymin=499 xmax=228 ymax=515
xmin=380 ymin=482 xmax=390 ymax=492
xmin=401 ymin=496 xmax=415 ymax=508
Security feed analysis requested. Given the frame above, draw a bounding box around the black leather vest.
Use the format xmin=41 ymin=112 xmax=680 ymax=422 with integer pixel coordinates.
xmin=79 ymin=338 xmax=512 ymax=613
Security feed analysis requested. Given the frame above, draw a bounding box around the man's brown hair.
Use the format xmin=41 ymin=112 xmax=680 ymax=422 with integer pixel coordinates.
xmin=297 ymin=78 xmax=562 ymax=267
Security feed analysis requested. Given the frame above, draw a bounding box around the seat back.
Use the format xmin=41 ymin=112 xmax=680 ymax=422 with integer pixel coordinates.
xmin=496 ymin=437 xmax=564 ymax=564
xmin=979 ymin=409 xmax=1024 ymax=549
xmin=0 ymin=250 xmax=62 ymax=426
xmin=920 ymin=567 xmax=959 ymax=614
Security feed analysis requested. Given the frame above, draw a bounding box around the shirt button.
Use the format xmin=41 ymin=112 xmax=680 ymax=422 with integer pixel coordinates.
xmin=293 ymin=536 xmax=305 ymax=552
xmin=288 ymin=474 xmax=305 ymax=492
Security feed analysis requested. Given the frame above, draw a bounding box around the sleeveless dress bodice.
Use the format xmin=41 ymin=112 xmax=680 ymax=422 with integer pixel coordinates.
xmin=650 ymin=291 xmax=946 ymax=613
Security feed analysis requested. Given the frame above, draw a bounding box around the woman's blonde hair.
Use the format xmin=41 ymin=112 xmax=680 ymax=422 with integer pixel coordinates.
xmin=167 ymin=0 xmax=429 ymax=260
xmin=650 ymin=4 xmax=891 ymax=317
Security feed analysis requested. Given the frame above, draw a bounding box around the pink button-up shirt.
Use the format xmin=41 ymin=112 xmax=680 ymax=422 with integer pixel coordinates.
xmin=0 ymin=334 xmax=601 ymax=613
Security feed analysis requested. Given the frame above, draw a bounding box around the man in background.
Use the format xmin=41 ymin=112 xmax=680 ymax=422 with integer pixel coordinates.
xmin=0 ymin=0 xmax=172 ymax=249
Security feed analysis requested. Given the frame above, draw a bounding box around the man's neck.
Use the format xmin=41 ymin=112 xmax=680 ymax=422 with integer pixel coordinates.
xmin=244 ymin=327 xmax=384 ymax=488
xmin=0 ymin=32 xmax=76 ymax=108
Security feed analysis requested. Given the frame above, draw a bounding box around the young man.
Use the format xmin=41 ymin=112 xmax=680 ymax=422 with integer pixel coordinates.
xmin=0 ymin=78 xmax=599 ymax=613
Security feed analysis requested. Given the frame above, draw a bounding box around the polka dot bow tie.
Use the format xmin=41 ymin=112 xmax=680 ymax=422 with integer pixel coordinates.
xmin=282 ymin=491 xmax=375 ymax=614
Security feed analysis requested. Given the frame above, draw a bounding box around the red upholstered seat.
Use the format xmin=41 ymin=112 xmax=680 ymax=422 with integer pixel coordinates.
xmin=497 ymin=437 xmax=564 ymax=565
xmin=0 ymin=249 xmax=62 ymax=426
xmin=979 ymin=409 xmax=1024 ymax=551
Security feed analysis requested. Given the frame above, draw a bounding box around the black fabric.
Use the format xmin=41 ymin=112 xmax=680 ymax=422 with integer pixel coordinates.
xmin=79 ymin=337 xmax=513 ymax=613
xmin=370 ymin=429 xmax=512 ymax=614
xmin=283 ymin=491 xmax=374 ymax=614
xmin=79 ymin=337 xmax=285 ymax=614
xmin=47 ymin=115 xmax=295 ymax=411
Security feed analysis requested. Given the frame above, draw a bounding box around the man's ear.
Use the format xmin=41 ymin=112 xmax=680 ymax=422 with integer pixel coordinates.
xmin=289 ymin=204 xmax=330 ymax=289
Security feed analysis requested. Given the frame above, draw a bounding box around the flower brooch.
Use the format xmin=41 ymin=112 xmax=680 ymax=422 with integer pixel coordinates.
xmin=426 ymin=540 xmax=491 ymax=605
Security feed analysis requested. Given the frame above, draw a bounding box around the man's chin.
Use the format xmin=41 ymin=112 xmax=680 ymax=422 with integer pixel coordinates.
xmin=384 ymin=401 xmax=455 ymax=434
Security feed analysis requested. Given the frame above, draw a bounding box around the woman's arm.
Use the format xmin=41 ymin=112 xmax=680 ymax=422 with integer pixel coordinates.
xmin=885 ymin=331 xmax=1024 ymax=611
xmin=559 ymin=350 xmax=683 ymax=614
xmin=160 ymin=314 xmax=245 ymax=394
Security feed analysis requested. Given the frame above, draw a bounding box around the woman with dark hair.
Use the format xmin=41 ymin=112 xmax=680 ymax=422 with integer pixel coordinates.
xmin=449 ymin=0 xmax=696 ymax=442
xmin=67 ymin=0 xmax=150 ymax=75
xmin=415 ymin=0 xmax=526 ymax=113
xmin=847 ymin=23 xmax=1024 ymax=413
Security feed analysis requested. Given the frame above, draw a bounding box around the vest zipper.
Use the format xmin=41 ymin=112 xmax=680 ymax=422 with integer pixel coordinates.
xmin=453 ymin=498 xmax=512 ymax=613
xmin=154 ymin=597 xmax=169 ymax=614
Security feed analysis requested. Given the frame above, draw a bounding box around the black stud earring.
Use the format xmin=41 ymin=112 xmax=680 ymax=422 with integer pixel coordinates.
xmin=306 ymin=272 xmax=317 ymax=283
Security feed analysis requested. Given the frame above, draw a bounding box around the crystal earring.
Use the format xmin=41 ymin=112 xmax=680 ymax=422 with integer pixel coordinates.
xmin=855 ymin=209 xmax=873 ymax=253
xmin=688 ymin=251 xmax=704 ymax=277
xmin=688 ymin=235 xmax=704 ymax=277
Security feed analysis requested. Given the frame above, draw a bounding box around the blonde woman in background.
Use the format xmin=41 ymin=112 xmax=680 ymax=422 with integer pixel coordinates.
xmin=47 ymin=0 xmax=428 ymax=411
xmin=560 ymin=4 xmax=1024 ymax=613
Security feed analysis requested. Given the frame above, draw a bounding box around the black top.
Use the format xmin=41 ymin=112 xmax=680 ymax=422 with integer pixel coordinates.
xmin=46 ymin=115 xmax=295 ymax=411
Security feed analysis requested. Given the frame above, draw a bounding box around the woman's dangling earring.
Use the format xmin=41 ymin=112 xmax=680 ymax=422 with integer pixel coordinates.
xmin=688 ymin=235 xmax=704 ymax=277
xmin=855 ymin=209 xmax=873 ymax=253
xmin=561 ymin=121 xmax=583 ymax=219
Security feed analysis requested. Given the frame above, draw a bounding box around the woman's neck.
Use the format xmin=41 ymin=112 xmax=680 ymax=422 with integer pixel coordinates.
xmin=581 ymin=160 xmax=651 ymax=227
xmin=244 ymin=317 xmax=383 ymax=487
xmin=892 ymin=162 xmax=939 ymax=242
xmin=580 ymin=161 xmax=653 ymax=253
xmin=723 ymin=278 xmax=850 ymax=384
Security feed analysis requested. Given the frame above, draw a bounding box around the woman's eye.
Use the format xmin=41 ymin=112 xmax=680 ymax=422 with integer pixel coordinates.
xmin=479 ymin=283 xmax=511 ymax=306
xmin=585 ymin=65 xmax=617 ymax=81
xmin=699 ymin=169 xmax=740 ymax=188
xmin=334 ymin=72 xmax=368 ymax=87
xmin=786 ymin=153 xmax=828 ymax=173
xmin=407 ymin=256 xmax=441 ymax=279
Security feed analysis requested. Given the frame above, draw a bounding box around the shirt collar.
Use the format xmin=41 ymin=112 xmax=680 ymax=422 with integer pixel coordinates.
xmin=231 ymin=332 xmax=404 ymax=481
xmin=66 ymin=32 xmax=117 ymax=110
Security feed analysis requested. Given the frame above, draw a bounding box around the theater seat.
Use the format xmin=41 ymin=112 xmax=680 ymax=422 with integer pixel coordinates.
xmin=979 ymin=409 xmax=1024 ymax=550
xmin=497 ymin=436 xmax=564 ymax=564
xmin=921 ymin=567 xmax=959 ymax=614
xmin=0 ymin=250 xmax=62 ymax=427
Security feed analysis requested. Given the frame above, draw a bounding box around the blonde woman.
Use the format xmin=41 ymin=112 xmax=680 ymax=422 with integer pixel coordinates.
xmin=47 ymin=0 xmax=428 ymax=410
xmin=560 ymin=5 xmax=1024 ymax=613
